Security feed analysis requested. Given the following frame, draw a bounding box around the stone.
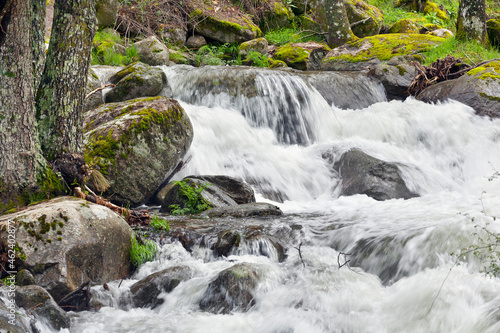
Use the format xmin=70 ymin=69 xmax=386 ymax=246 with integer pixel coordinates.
xmin=345 ymin=0 xmax=383 ymax=37
xmin=0 ymin=299 xmax=32 ymax=333
xmin=368 ymin=57 xmax=416 ymax=100
xmin=185 ymin=35 xmax=207 ymax=49
xmin=334 ymin=148 xmax=418 ymax=200
xmin=239 ymin=38 xmax=269 ymax=57
xmin=96 ymin=0 xmax=119 ymax=28
xmin=133 ymin=36 xmax=170 ymax=66
xmin=160 ymin=27 xmax=187 ymax=46
xmin=487 ymin=19 xmax=500 ymax=48
xmin=428 ymin=28 xmax=453 ymax=38
xmin=417 ymin=60 xmax=500 ymax=118
xmin=16 ymin=269 xmax=36 ymax=286
xmin=130 ymin=266 xmax=192 ymax=308
xmin=199 ymin=263 xmax=259 ymax=314
xmin=15 ymin=285 xmax=70 ymax=330
xmin=388 ymin=19 xmax=420 ymax=34
xmin=84 ymin=97 xmax=193 ymax=206
xmin=84 ymin=67 xmax=104 ymax=112
xmin=259 ymin=0 xmax=295 ymax=31
xmin=105 ymin=62 xmax=167 ymax=103
xmin=274 ymin=42 xmax=330 ymax=70
xmin=199 ymin=203 xmax=283 ymax=218
xmin=0 ymin=197 xmax=133 ymax=302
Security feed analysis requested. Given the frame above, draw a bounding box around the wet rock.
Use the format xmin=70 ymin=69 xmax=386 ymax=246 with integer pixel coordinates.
xmin=334 ymin=148 xmax=418 ymax=200
xmin=16 ymin=269 xmax=36 ymax=286
xmin=105 ymin=62 xmax=167 ymax=103
xmin=130 ymin=266 xmax=192 ymax=308
xmin=15 ymin=285 xmax=70 ymax=330
xmin=199 ymin=263 xmax=259 ymax=314
xmin=417 ymin=60 xmax=500 ymax=118
xmin=200 ymin=203 xmax=283 ymax=218
xmin=160 ymin=176 xmax=255 ymax=213
xmin=84 ymin=97 xmax=193 ymax=206
xmin=213 ymin=230 xmax=241 ymax=257
xmin=368 ymin=57 xmax=416 ymax=100
xmin=133 ymin=36 xmax=170 ymax=66
xmin=0 ymin=197 xmax=133 ymax=302
xmin=0 ymin=299 xmax=32 ymax=333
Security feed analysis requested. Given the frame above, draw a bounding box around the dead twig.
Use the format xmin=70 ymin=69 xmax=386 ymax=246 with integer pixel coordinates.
xmin=337 ymin=252 xmax=351 ymax=269
xmin=293 ymin=242 xmax=306 ymax=268
xmin=85 ymin=84 xmax=115 ymax=99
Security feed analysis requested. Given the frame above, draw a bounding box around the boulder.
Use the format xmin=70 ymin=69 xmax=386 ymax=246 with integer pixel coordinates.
xmin=160 ymin=27 xmax=187 ymax=46
xmin=334 ymin=148 xmax=418 ymax=200
xmin=160 ymin=175 xmax=255 ymax=213
xmin=487 ymin=19 xmax=500 ymax=48
xmin=0 ymin=299 xmax=32 ymax=333
xmin=84 ymin=96 xmax=193 ymax=206
xmin=0 ymin=197 xmax=133 ymax=302
xmin=213 ymin=230 xmax=241 ymax=257
xmin=345 ymin=0 xmax=383 ymax=37
xmin=104 ymin=62 xmax=167 ymax=103
xmin=388 ymin=19 xmax=420 ymax=34
xmin=190 ymin=5 xmax=262 ymax=43
xmin=16 ymin=269 xmax=36 ymax=286
xmin=417 ymin=60 xmax=500 ymax=118
xmin=239 ymin=38 xmax=269 ymax=57
xmin=96 ymin=0 xmax=119 ymax=28
xmin=84 ymin=67 xmax=104 ymax=112
xmin=15 ymin=285 xmax=70 ymax=330
xmin=133 ymin=36 xmax=170 ymax=66
xmin=321 ymin=34 xmax=445 ymax=71
xmin=428 ymin=28 xmax=453 ymax=38
xmin=199 ymin=263 xmax=259 ymax=314
xmin=260 ymin=0 xmax=295 ymax=31
xmin=130 ymin=266 xmax=192 ymax=308
xmin=185 ymin=35 xmax=207 ymax=49
xmin=422 ymin=1 xmax=449 ymax=22
xmin=199 ymin=203 xmax=283 ymax=218
xmin=274 ymin=42 xmax=330 ymax=70
xmin=368 ymin=57 xmax=416 ymax=100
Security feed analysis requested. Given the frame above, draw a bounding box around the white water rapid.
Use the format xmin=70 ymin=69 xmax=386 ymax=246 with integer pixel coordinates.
xmin=69 ymin=65 xmax=500 ymax=332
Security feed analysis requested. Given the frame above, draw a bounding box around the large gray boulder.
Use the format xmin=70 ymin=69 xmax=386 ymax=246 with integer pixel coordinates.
xmin=105 ymin=62 xmax=167 ymax=103
xmin=15 ymin=285 xmax=70 ymax=330
xmin=130 ymin=266 xmax=192 ymax=308
xmin=133 ymin=36 xmax=170 ymax=66
xmin=368 ymin=57 xmax=416 ymax=100
xmin=0 ymin=197 xmax=133 ymax=302
xmin=334 ymin=149 xmax=418 ymax=201
xmin=417 ymin=60 xmax=500 ymax=118
xmin=159 ymin=175 xmax=255 ymax=213
xmin=84 ymin=96 xmax=193 ymax=206
xmin=96 ymin=0 xmax=119 ymax=28
xmin=199 ymin=263 xmax=260 ymax=314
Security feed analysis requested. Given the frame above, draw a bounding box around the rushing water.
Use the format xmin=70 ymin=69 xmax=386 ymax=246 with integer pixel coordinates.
xmin=60 ymin=65 xmax=500 ymax=332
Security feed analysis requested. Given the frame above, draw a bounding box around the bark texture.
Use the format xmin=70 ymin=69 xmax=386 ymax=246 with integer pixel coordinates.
xmin=36 ymin=0 xmax=96 ymax=162
xmin=0 ymin=0 xmax=46 ymax=208
xmin=456 ymin=0 xmax=487 ymax=43
xmin=311 ymin=0 xmax=354 ymax=48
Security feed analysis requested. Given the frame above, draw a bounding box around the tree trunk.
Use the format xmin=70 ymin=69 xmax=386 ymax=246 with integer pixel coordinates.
xmin=36 ymin=0 xmax=95 ymax=159
xmin=456 ymin=0 xmax=487 ymax=44
xmin=311 ymin=0 xmax=355 ymax=48
xmin=0 ymin=0 xmax=47 ymax=210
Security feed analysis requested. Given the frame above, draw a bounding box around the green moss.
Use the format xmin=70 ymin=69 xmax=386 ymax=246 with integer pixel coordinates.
xmin=13 ymin=243 xmax=26 ymax=261
xmin=468 ymin=61 xmax=500 ymax=81
xmin=274 ymin=44 xmax=310 ymax=70
xmin=423 ymin=1 xmax=449 ymax=21
xmin=84 ymin=129 xmax=120 ymax=175
xmin=388 ymin=19 xmax=420 ymax=33
xmin=231 ymin=266 xmax=249 ymax=279
xmin=323 ymin=33 xmax=445 ymax=63
xmin=396 ymin=65 xmax=407 ymax=75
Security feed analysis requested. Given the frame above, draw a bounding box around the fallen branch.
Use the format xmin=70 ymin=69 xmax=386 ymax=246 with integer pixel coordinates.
xmin=58 ymin=280 xmax=92 ymax=312
xmin=350 ymin=17 xmax=372 ymax=28
xmin=293 ymin=242 xmax=306 ymax=268
xmin=85 ymin=84 xmax=115 ymax=99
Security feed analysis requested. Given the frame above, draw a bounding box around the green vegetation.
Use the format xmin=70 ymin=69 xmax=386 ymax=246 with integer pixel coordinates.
xmin=129 ymin=234 xmax=157 ymax=268
xmin=91 ymin=30 xmax=140 ymax=66
xmin=265 ymin=28 xmax=323 ymax=45
xmin=150 ymin=212 xmax=170 ymax=231
xmin=421 ymin=37 xmax=500 ymax=65
xmin=169 ymin=180 xmax=213 ymax=215
xmin=195 ymin=43 xmax=242 ymax=66
xmin=245 ymin=51 xmax=270 ymax=67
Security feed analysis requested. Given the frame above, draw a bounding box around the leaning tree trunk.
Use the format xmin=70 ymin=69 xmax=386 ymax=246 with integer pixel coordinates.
xmin=456 ymin=0 xmax=487 ymax=44
xmin=311 ymin=0 xmax=355 ymax=48
xmin=36 ymin=0 xmax=96 ymax=184
xmin=0 ymin=0 xmax=47 ymax=210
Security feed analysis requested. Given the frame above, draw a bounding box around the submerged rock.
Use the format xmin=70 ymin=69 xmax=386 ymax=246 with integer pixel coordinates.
xmin=334 ymin=148 xmax=418 ymax=200
xmin=0 ymin=197 xmax=133 ymax=302
xmin=84 ymin=96 xmax=193 ymax=206
xmin=15 ymin=285 xmax=70 ymax=330
xmin=199 ymin=263 xmax=259 ymax=314
xmin=130 ymin=266 xmax=192 ymax=308
xmin=199 ymin=203 xmax=283 ymax=218
xmin=417 ymin=60 xmax=500 ymax=118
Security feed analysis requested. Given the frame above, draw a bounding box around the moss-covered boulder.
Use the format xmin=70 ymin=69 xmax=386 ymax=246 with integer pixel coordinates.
xmin=417 ymin=60 xmax=500 ymax=118
xmin=321 ymin=33 xmax=445 ymax=71
xmin=239 ymin=37 xmax=269 ymax=57
xmin=84 ymin=96 xmax=193 ymax=206
xmin=190 ymin=3 xmax=262 ymax=43
xmin=422 ymin=1 xmax=449 ymax=22
xmin=388 ymin=18 xmax=420 ymax=34
xmin=133 ymin=36 xmax=170 ymax=66
xmin=96 ymin=0 xmax=118 ymax=28
xmin=104 ymin=62 xmax=167 ymax=103
xmin=260 ymin=0 xmax=295 ymax=31
xmin=345 ymin=0 xmax=383 ymax=37
xmin=274 ymin=42 xmax=330 ymax=70
xmin=159 ymin=27 xmax=187 ymax=46
xmin=0 ymin=197 xmax=133 ymax=302
xmin=487 ymin=19 xmax=500 ymax=48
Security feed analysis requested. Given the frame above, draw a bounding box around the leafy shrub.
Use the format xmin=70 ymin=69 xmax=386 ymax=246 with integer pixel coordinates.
xmin=245 ymin=51 xmax=270 ymax=67
xmin=129 ymin=234 xmax=157 ymax=268
xmin=150 ymin=213 xmax=170 ymax=231
xmin=91 ymin=30 xmax=139 ymax=66
xmin=169 ymin=180 xmax=212 ymax=215
xmin=265 ymin=28 xmax=323 ymax=45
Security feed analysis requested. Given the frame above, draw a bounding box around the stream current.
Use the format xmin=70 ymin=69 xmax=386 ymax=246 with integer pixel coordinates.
xmin=56 ymin=65 xmax=500 ymax=332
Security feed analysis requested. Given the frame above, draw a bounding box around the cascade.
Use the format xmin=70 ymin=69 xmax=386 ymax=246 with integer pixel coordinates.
xmin=62 ymin=65 xmax=500 ymax=332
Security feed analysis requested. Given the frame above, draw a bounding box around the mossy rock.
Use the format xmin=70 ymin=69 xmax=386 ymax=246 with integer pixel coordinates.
xmin=133 ymin=36 xmax=170 ymax=66
xmin=297 ymin=14 xmax=321 ymax=31
xmin=274 ymin=42 xmax=330 ymax=70
xmin=388 ymin=18 xmax=420 ymax=34
xmin=260 ymin=0 xmax=295 ymax=31
xmin=423 ymin=1 xmax=449 ymax=22
xmin=239 ymin=37 xmax=269 ymax=56
xmin=190 ymin=4 xmax=262 ymax=43
xmin=417 ymin=61 xmax=500 ymax=118
xmin=268 ymin=59 xmax=288 ymax=68
xmin=487 ymin=19 xmax=500 ymax=48
xmin=105 ymin=61 xmax=167 ymax=103
xmin=321 ymin=33 xmax=445 ymax=71
xmin=345 ymin=0 xmax=383 ymax=37
xmin=84 ymin=96 xmax=194 ymax=206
